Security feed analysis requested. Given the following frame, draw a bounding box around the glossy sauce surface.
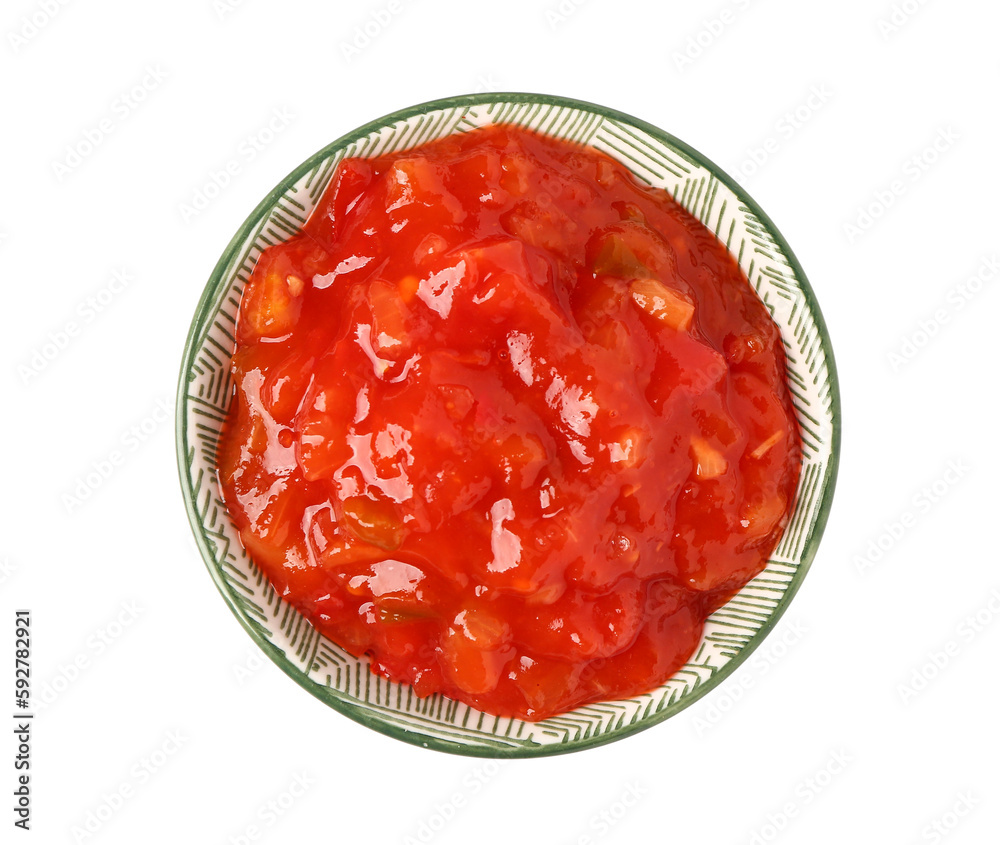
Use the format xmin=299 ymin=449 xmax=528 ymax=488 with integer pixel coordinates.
xmin=218 ymin=124 xmax=802 ymax=720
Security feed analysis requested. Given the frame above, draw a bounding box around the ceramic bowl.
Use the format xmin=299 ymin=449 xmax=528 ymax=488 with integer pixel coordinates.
xmin=176 ymin=93 xmax=840 ymax=757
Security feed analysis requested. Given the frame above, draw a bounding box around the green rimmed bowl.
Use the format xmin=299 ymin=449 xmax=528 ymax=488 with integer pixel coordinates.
xmin=176 ymin=93 xmax=840 ymax=757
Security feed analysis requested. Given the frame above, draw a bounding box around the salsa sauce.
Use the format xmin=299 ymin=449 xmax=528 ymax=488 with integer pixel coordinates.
xmin=218 ymin=124 xmax=802 ymax=720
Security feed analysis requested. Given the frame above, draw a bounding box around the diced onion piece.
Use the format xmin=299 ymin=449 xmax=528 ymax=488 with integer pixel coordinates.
xmin=441 ymin=610 xmax=512 ymax=695
xmin=414 ymin=234 xmax=448 ymax=265
xmin=741 ymin=492 xmax=788 ymax=539
xmin=690 ymin=437 xmax=727 ymax=479
xmin=503 ymin=203 xmax=570 ymax=251
xmin=749 ymin=429 xmax=785 ymax=460
xmin=368 ymin=280 xmax=409 ymax=353
xmin=629 ymin=278 xmax=695 ymax=331
xmin=341 ymin=496 xmax=404 ymax=551
xmin=378 ymin=606 xmax=429 ymax=624
xmin=460 ymin=608 xmax=510 ymax=649
xmin=242 ymin=270 xmax=302 ymax=338
xmin=595 ymin=159 xmax=615 ymax=187
xmin=525 ymin=583 xmax=563 ymax=606
xmin=592 ymin=232 xmax=649 ymax=278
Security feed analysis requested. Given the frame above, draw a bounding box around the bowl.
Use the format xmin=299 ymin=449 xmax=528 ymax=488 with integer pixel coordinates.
xmin=176 ymin=93 xmax=840 ymax=757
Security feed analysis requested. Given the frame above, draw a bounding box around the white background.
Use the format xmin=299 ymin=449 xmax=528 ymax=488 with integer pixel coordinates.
xmin=2 ymin=0 xmax=998 ymax=843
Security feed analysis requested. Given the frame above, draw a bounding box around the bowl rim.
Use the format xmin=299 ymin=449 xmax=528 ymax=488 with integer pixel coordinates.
xmin=176 ymin=91 xmax=842 ymax=757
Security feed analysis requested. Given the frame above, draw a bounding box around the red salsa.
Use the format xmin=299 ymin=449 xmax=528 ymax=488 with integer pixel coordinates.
xmin=218 ymin=124 xmax=801 ymax=720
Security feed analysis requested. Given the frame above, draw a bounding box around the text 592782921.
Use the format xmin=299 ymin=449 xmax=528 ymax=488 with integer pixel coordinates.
xmin=14 ymin=610 xmax=32 ymax=831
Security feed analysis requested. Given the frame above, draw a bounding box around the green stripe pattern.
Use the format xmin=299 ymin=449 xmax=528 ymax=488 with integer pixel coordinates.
xmin=178 ymin=96 xmax=838 ymax=757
